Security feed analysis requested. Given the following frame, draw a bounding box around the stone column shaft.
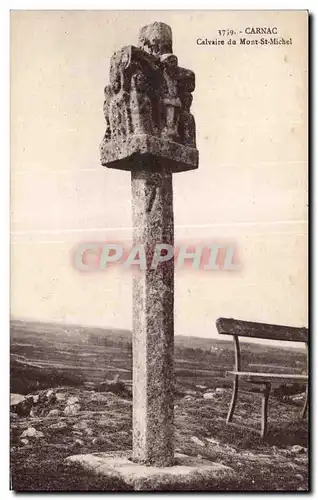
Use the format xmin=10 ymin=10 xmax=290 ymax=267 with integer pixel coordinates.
xmin=100 ymin=21 xmax=198 ymax=468
xmin=131 ymin=165 xmax=174 ymax=467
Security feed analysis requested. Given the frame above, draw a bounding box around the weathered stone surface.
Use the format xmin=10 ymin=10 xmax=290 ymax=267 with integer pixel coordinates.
xmin=73 ymin=420 xmax=88 ymax=430
xmin=100 ymin=22 xmax=198 ymax=173
xmin=101 ymin=134 xmax=198 ymax=173
xmin=64 ymin=403 xmax=81 ymax=415
xmin=291 ymin=445 xmax=307 ymax=455
xmin=10 ymin=394 xmax=25 ymax=406
xmin=21 ymin=427 xmax=44 ymax=439
xmin=74 ymin=438 xmax=84 ymax=446
xmin=138 ymin=22 xmax=173 ymax=58
xmin=132 ymin=167 xmax=174 ymax=467
xmin=55 ymin=392 xmax=66 ymax=401
xmin=203 ymin=392 xmax=215 ymax=400
xmin=10 ymin=397 xmax=33 ymax=417
xmin=67 ymin=396 xmax=80 ymax=405
xmin=65 ymin=452 xmax=237 ymax=491
xmin=191 ymin=436 xmax=206 ymax=447
xmin=47 ymin=409 xmax=60 ymax=417
xmin=100 ymin=22 xmax=199 ymax=469
xmin=49 ymin=422 xmax=68 ymax=432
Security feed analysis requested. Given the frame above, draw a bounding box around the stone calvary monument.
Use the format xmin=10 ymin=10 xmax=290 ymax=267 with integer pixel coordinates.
xmin=101 ymin=21 xmax=198 ymax=468
xmin=66 ymin=22 xmax=236 ymax=490
xmin=100 ymin=22 xmax=198 ymax=171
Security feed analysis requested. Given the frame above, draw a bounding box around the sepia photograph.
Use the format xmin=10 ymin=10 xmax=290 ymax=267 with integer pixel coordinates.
xmin=10 ymin=9 xmax=308 ymax=492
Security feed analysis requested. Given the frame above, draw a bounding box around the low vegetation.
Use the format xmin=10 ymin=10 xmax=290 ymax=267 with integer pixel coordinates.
xmin=10 ymin=320 xmax=308 ymax=491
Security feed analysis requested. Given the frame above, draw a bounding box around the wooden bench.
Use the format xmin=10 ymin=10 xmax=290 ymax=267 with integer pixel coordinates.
xmin=216 ymin=317 xmax=308 ymax=438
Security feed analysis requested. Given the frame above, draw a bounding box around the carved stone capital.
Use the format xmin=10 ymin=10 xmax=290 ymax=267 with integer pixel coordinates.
xmin=101 ymin=133 xmax=198 ymax=173
xmin=101 ymin=22 xmax=198 ymax=173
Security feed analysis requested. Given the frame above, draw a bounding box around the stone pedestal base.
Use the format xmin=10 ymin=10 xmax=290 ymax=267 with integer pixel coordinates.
xmin=65 ymin=451 xmax=237 ymax=491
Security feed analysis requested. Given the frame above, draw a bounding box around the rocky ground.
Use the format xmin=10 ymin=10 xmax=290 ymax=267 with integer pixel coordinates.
xmin=10 ymin=383 xmax=308 ymax=492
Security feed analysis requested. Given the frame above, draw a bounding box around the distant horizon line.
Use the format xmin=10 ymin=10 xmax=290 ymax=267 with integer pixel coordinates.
xmin=11 ymin=219 xmax=307 ymax=236
xmin=10 ymin=316 xmax=307 ymax=349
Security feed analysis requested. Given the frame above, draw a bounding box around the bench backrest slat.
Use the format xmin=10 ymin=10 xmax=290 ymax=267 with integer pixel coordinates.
xmin=216 ymin=317 xmax=308 ymax=343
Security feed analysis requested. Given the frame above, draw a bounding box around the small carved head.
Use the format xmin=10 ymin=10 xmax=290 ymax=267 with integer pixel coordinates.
xmin=160 ymin=53 xmax=178 ymax=70
xmin=104 ymin=85 xmax=112 ymax=99
xmin=133 ymin=71 xmax=149 ymax=93
xmin=138 ymin=22 xmax=173 ymax=58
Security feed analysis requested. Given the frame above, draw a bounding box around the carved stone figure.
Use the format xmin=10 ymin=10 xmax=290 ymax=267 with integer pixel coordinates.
xmin=178 ymin=69 xmax=196 ymax=146
xmin=102 ymin=85 xmax=112 ymax=142
xmin=179 ymin=93 xmax=196 ymax=146
xmin=130 ymin=70 xmax=153 ymax=135
xmin=100 ymin=22 xmax=198 ymax=169
xmin=109 ymin=83 xmax=130 ymax=141
xmin=160 ymin=54 xmax=182 ymax=141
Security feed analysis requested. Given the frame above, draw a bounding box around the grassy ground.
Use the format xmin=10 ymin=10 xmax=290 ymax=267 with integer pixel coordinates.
xmin=10 ymin=386 xmax=308 ymax=492
xmin=10 ymin=320 xmax=308 ymax=491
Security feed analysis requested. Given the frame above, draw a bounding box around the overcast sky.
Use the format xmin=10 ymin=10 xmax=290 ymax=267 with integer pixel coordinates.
xmin=11 ymin=11 xmax=308 ymax=339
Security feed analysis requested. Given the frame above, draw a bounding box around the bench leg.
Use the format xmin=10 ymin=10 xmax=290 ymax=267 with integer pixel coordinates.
xmin=227 ymin=375 xmax=239 ymax=423
xmin=301 ymin=385 xmax=308 ymax=419
xmin=260 ymin=382 xmax=271 ymax=438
